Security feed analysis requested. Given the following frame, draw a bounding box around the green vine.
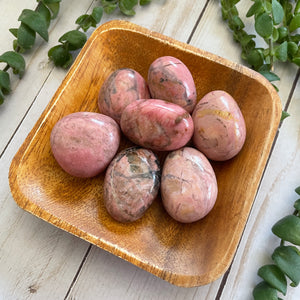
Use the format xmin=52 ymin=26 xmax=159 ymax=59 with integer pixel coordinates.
xmin=253 ymin=186 xmax=300 ymax=300
xmin=48 ymin=0 xmax=152 ymax=68
xmin=221 ymin=0 xmax=300 ymax=120
xmin=0 ymin=0 xmax=152 ymax=105
xmin=0 ymin=0 xmax=62 ymax=104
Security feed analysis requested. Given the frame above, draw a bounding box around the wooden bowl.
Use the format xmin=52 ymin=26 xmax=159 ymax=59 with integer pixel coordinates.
xmin=9 ymin=20 xmax=282 ymax=287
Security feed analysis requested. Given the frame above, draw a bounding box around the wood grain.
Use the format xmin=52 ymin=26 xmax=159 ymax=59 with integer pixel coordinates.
xmin=9 ymin=20 xmax=282 ymax=287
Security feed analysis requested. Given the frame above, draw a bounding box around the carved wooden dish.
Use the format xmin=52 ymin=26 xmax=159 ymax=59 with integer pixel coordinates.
xmin=9 ymin=20 xmax=282 ymax=287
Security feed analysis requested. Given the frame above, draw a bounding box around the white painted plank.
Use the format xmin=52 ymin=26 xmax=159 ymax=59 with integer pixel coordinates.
xmin=66 ymin=246 xmax=217 ymax=300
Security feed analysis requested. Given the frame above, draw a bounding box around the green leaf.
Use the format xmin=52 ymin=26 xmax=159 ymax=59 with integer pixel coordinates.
xmin=277 ymin=26 xmax=288 ymax=41
xmin=18 ymin=9 xmax=49 ymax=41
xmin=0 ymin=51 xmax=26 ymax=78
xmin=296 ymin=0 xmax=300 ymax=14
xmin=36 ymin=2 xmax=51 ymax=27
xmin=0 ymin=70 xmax=11 ymax=95
xmin=9 ymin=28 xmax=18 ymax=38
xmin=295 ymin=186 xmax=300 ymax=196
xmin=258 ymin=264 xmax=287 ymax=295
xmin=255 ymin=13 xmax=274 ymax=38
xmin=272 ymin=27 xmax=279 ymax=42
xmin=289 ymin=14 xmax=300 ymax=32
xmin=59 ymin=30 xmax=87 ymax=51
xmin=17 ymin=23 xmax=36 ymax=50
xmin=291 ymin=34 xmax=300 ymax=44
xmin=293 ymin=56 xmax=300 ymax=66
xmin=287 ymin=41 xmax=298 ymax=55
xmin=272 ymin=215 xmax=300 ymax=245
xmin=119 ymin=0 xmax=138 ymax=15
xmin=272 ymin=246 xmax=300 ymax=286
xmin=91 ymin=6 xmax=103 ymax=23
xmin=275 ymin=41 xmax=288 ymax=62
xmin=246 ymin=49 xmax=264 ymax=68
xmin=253 ymin=281 xmax=279 ymax=300
xmin=272 ymin=0 xmax=284 ymax=25
xmin=45 ymin=2 xmax=60 ymax=19
xmin=48 ymin=45 xmax=72 ymax=68
xmin=294 ymin=199 xmax=300 ymax=211
xmin=259 ymin=70 xmax=280 ymax=82
xmin=280 ymin=110 xmax=290 ymax=121
xmin=75 ymin=15 xmax=92 ymax=32
xmin=247 ymin=0 xmax=263 ymax=17
xmin=104 ymin=4 xmax=117 ymax=14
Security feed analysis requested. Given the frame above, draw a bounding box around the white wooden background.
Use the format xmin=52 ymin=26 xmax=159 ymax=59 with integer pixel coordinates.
xmin=1 ymin=0 xmax=300 ymax=299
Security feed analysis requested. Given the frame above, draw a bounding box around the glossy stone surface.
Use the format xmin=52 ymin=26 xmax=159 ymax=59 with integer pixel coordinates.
xmin=192 ymin=90 xmax=246 ymax=161
xmin=98 ymin=68 xmax=150 ymax=124
xmin=161 ymin=147 xmax=218 ymax=223
xmin=148 ymin=56 xmax=197 ymax=113
xmin=120 ymin=99 xmax=194 ymax=151
xmin=104 ymin=147 xmax=160 ymax=223
xmin=50 ymin=112 xmax=120 ymax=178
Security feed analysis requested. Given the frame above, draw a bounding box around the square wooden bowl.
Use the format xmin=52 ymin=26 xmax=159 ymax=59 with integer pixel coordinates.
xmin=9 ymin=20 xmax=282 ymax=287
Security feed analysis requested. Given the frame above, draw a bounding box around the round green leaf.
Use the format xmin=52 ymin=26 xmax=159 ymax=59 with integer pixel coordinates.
xmin=18 ymin=9 xmax=49 ymax=41
xmin=0 ymin=70 xmax=11 ymax=94
xmin=103 ymin=3 xmax=117 ymax=14
xmin=296 ymin=0 xmax=300 ymax=14
xmin=91 ymin=6 xmax=103 ymax=23
xmin=272 ymin=0 xmax=284 ymax=25
xmin=289 ymin=14 xmax=300 ymax=32
xmin=275 ymin=41 xmax=288 ymax=62
xmin=75 ymin=15 xmax=92 ymax=32
xmin=17 ymin=23 xmax=36 ymax=50
xmin=272 ymin=246 xmax=300 ymax=286
xmin=272 ymin=215 xmax=300 ymax=246
xmin=45 ymin=2 xmax=60 ymax=19
xmin=59 ymin=30 xmax=87 ymax=51
xmin=0 ymin=51 xmax=25 ymax=78
xmin=272 ymin=27 xmax=279 ymax=42
xmin=246 ymin=0 xmax=263 ymax=17
xmin=255 ymin=13 xmax=273 ymax=38
xmin=295 ymin=186 xmax=300 ymax=196
xmin=258 ymin=264 xmax=287 ymax=295
xmin=253 ymin=281 xmax=279 ymax=300
xmin=287 ymin=42 xmax=298 ymax=58
xmin=293 ymin=57 xmax=300 ymax=66
xmin=119 ymin=0 xmax=138 ymax=15
xmin=277 ymin=26 xmax=288 ymax=41
xmin=48 ymin=45 xmax=71 ymax=67
xmin=294 ymin=199 xmax=300 ymax=211
xmin=36 ymin=2 xmax=51 ymax=27
xmin=246 ymin=49 xmax=264 ymax=68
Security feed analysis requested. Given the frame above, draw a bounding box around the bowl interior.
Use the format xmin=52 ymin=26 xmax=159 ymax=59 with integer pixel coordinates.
xmin=9 ymin=20 xmax=281 ymax=287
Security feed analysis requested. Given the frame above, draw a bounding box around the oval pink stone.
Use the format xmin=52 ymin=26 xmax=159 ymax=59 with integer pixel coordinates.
xmin=50 ymin=112 xmax=120 ymax=178
xmin=148 ymin=56 xmax=197 ymax=113
xmin=161 ymin=147 xmax=218 ymax=223
xmin=120 ymin=99 xmax=194 ymax=151
xmin=98 ymin=68 xmax=150 ymax=124
xmin=192 ymin=90 xmax=246 ymax=161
